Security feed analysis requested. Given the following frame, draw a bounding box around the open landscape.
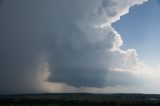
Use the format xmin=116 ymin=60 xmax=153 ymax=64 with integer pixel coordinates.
xmin=1 ymin=93 xmax=160 ymax=106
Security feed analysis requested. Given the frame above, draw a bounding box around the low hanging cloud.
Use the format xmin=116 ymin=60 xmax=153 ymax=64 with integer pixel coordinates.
xmin=1 ymin=0 xmax=160 ymax=94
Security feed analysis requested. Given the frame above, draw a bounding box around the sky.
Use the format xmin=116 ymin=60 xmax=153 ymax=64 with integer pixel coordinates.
xmin=0 ymin=0 xmax=160 ymax=94
xmin=113 ymin=0 xmax=160 ymax=66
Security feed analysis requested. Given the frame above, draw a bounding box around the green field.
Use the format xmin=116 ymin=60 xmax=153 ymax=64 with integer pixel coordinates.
xmin=0 ymin=93 xmax=160 ymax=106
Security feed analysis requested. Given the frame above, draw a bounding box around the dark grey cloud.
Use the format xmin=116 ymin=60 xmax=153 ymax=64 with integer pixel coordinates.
xmin=0 ymin=0 xmax=3 ymax=6
xmin=48 ymin=67 xmax=108 ymax=87
xmin=0 ymin=0 xmax=51 ymax=94
xmin=48 ymin=67 xmax=143 ymax=87
xmin=0 ymin=0 xmax=148 ymax=94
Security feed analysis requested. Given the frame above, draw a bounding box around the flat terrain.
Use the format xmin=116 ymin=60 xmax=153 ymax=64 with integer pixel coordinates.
xmin=1 ymin=93 xmax=160 ymax=106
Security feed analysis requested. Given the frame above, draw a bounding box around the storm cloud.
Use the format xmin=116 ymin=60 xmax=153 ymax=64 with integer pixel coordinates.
xmin=46 ymin=0 xmax=147 ymax=87
xmin=0 ymin=0 xmax=155 ymax=94
xmin=0 ymin=0 xmax=50 ymax=94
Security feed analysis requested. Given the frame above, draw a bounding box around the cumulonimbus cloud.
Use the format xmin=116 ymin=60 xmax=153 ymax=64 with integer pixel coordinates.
xmin=46 ymin=0 xmax=148 ymax=88
xmin=2 ymin=0 xmax=160 ymax=94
